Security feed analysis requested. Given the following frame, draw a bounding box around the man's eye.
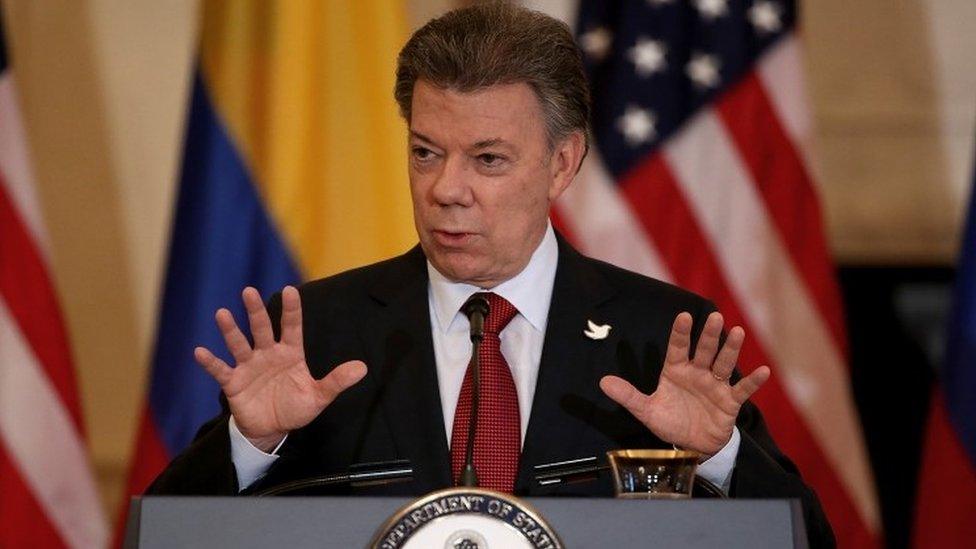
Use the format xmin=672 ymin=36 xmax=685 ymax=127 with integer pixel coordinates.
xmin=412 ymin=147 xmax=434 ymax=160
xmin=478 ymin=153 xmax=504 ymax=167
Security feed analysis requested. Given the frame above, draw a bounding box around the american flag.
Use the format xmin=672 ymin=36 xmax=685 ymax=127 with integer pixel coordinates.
xmin=532 ymin=0 xmax=880 ymax=545
xmin=0 ymin=16 xmax=107 ymax=549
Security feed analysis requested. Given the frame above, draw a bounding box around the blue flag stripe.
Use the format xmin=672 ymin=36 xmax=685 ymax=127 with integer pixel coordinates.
xmin=944 ymin=146 xmax=976 ymax=465
xmin=148 ymin=73 xmax=301 ymax=454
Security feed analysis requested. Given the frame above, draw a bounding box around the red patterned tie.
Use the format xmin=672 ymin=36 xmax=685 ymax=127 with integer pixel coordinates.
xmin=450 ymin=292 xmax=521 ymax=492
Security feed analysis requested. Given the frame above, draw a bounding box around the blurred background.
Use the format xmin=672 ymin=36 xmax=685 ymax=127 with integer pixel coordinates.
xmin=1 ymin=0 xmax=974 ymax=547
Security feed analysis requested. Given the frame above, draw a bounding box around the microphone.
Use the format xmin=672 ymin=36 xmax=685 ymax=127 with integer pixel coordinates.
xmin=462 ymin=294 xmax=489 ymax=342
xmin=458 ymin=294 xmax=490 ymax=487
xmin=251 ymin=460 xmax=413 ymax=496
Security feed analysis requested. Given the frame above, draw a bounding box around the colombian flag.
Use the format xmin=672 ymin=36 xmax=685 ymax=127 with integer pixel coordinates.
xmin=912 ymin=142 xmax=976 ymax=546
xmin=118 ymin=0 xmax=415 ymax=534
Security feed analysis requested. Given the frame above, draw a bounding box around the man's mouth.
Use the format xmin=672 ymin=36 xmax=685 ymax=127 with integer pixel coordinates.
xmin=432 ymin=229 xmax=474 ymax=247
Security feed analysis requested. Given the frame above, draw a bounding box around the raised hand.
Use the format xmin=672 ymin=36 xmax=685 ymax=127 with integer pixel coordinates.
xmin=599 ymin=312 xmax=770 ymax=459
xmin=193 ymin=286 xmax=367 ymax=452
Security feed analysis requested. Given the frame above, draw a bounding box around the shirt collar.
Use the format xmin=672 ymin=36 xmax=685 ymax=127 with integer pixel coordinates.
xmin=428 ymin=222 xmax=558 ymax=333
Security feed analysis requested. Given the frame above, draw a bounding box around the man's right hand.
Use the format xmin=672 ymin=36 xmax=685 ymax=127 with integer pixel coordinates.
xmin=194 ymin=285 xmax=368 ymax=452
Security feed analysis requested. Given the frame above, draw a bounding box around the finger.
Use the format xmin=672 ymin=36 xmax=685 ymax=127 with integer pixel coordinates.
xmin=599 ymin=375 xmax=652 ymax=422
xmin=663 ymin=312 xmax=693 ymax=367
xmin=279 ymin=286 xmax=304 ymax=347
xmin=316 ymin=360 xmax=368 ymax=406
xmin=692 ymin=312 xmax=724 ymax=370
xmin=710 ymin=325 xmax=744 ymax=381
xmin=243 ymin=287 xmax=274 ymax=348
xmin=194 ymin=346 xmax=233 ymax=387
xmin=215 ymin=308 xmax=253 ymax=362
xmin=731 ymin=366 xmax=771 ymax=404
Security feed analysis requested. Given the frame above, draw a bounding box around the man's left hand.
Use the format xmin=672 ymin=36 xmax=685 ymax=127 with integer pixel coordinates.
xmin=599 ymin=312 xmax=770 ymax=460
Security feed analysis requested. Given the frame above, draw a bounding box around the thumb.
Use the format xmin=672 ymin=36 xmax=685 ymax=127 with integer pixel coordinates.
xmin=600 ymin=375 xmax=651 ymax=421
xmin=316 ymin=360 xmax=368 ymax=406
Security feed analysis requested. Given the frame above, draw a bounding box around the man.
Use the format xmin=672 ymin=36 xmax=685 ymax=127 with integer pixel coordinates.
xmin=149 ymin=4 xmax=833 ymax=546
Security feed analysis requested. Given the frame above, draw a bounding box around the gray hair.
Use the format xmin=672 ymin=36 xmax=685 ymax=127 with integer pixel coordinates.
xmin=394 ymin=2 xmax=591 ymax=153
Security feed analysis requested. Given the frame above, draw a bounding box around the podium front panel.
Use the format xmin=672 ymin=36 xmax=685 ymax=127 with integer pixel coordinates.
xmin=126 ymin=496 xmax=806 ymax=548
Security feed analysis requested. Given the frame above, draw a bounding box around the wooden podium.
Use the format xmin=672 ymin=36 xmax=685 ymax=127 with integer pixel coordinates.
xmin=124 ymin=496 xmax=808 ymax=548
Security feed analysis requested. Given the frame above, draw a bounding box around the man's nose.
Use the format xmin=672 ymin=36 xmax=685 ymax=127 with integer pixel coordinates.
xmin=430 ymin=156 xmax=474 ymax=207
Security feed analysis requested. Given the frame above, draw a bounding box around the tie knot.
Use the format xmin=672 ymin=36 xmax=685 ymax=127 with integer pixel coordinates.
xmin=479 ymin=292 xmax=518 ymax=334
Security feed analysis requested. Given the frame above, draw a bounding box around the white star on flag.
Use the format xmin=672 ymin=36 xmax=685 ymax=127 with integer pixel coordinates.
xmin=694 ymin=0 xmax=729 ymax=20
xmin=581 ymin=27 xmax=613 ymax=61
xmin=748 ymin=1 xmax=783 ymax=34
xmin=686 ymin=53 xmax=721 ymax=89
xmin=628 ymin=37 xmax=667 ymax=77
xmin=617 ymin=105 xmax=657 ymax=146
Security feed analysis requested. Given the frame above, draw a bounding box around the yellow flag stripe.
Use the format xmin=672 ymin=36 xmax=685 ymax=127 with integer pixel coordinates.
xmin=198 ymin=0 xmax=416 ymax=278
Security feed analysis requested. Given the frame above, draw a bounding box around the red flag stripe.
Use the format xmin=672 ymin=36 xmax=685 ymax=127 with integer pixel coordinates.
xmin=716 ymin=73 xmax=849 ymax=358
xmin=618 ymin=153 xmax=878 ymax=546
xmin=912 ymin=391 xmax=976 ymax=547
xmin=0 ymin=444 xmax=67 ymax=548
xmin=0 ymin=182 xmax=83 ymax=432
xmin=620 ymin=156 xmax=730 ymax=296
xmin=554 ymin=148 xmax=669 ymax=280
xmin=113 ymin=409 xmax=171 ymax=547
xmin=125 ymin=408 xmax=176 ymax=497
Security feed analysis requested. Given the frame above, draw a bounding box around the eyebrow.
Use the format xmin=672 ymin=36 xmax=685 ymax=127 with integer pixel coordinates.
xmin=409 ymin=130 xmax=512 ymax=151
xmin=409 ymin=130 xmax=437 ymax=145
xmin=472 ymin=138 xmax=508 ymax=149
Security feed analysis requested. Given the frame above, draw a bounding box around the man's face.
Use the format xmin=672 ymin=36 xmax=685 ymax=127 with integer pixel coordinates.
xmin=408 ymin=80 xmax=581 ymax=288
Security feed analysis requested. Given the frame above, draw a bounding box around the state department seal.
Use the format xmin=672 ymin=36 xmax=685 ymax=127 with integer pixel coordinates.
xmin=445 ymin=529 xmax=487 ymax=549
xmin=370 ymin=487 xmax=563 ymax=549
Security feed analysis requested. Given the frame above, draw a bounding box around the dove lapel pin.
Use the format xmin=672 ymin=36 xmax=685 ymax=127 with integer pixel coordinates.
xmin=583 ymin=319 xmax=611 ymax=340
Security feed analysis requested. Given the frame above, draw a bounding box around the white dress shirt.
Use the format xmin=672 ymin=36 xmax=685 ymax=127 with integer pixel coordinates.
xmin=427 ymin=222 xmax=559 ymax=443
xmin=229 ymin=222 xmax=739 ymax=492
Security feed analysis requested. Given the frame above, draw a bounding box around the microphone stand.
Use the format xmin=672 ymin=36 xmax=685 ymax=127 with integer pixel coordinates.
xmin=460 ymin=294 xmax=490 ymax=487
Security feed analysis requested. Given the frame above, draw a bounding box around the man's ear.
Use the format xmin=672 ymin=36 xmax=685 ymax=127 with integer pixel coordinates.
xmin=548 ymin=130 xmax=587 ymax=201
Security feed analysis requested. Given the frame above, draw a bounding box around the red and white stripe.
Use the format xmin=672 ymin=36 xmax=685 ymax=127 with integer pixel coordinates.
xmin=0 ymin=69 xmax=107 ymax=548
xmin=543 ymin=3 xmax=880 ymax=543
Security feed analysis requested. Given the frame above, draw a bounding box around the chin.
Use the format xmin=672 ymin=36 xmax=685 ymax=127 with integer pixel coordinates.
xmin=435 ymin=262 xmax=482 ymax=285
xmin=430 ymin=256 xmax=492 ymax=285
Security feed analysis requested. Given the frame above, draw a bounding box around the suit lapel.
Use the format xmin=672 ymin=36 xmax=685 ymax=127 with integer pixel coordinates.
xmin=516 ymin=236 xmax=617 ymax=492
xmin=365 ymin=238 xmax=620 ymax=494
xmin=367 ymin=246 xmax=452 ymax=492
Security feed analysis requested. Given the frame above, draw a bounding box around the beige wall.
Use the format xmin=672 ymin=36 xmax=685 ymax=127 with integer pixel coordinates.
xmin=3 ymin=0 xmax=973 ymax=519
xmin=805 ymin=0 xmax=976 ymax=263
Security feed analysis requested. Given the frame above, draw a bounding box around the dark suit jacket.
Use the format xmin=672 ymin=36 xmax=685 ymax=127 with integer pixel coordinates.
xmin=148 ymin=236 xmax=835 ymax=547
